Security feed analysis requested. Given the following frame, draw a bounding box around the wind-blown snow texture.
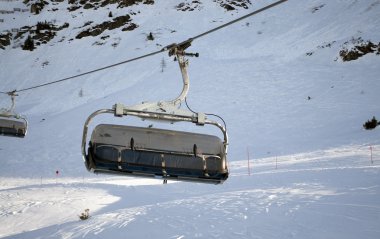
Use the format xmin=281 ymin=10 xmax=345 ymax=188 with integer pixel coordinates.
xmin=0 ymin=0 xmax=380 ymax=238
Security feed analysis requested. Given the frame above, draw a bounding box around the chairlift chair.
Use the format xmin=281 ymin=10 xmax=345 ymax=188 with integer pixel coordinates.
xmin=82 ymin=44 xmax=229 ymax=184
xmin=0 ymin=92 xmax=28 ymax=138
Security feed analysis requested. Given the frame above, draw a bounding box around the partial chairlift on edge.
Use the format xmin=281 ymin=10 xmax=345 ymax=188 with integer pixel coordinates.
xmin=82 ymin=43 xmax=229 ymax=184
xmin=0 ymin=91 xmax=28 ymax=138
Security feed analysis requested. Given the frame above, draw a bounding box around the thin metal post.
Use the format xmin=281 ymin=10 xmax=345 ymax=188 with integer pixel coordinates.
xmin=247 ymin=147 xmax=251 ymax=176
xmin=168 ymin=49 xmax=190 ymax=106
xmin=276 ymin=156 xmax=278 ymax=169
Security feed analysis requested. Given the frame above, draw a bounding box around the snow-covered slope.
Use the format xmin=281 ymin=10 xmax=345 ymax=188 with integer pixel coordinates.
xmin=0 ymin=0 xmax=380 ymax=238
xmin=1 ymin=145 xmax=379 ymax=238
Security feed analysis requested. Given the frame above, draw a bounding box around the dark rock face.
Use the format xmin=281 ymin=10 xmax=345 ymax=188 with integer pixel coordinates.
xmin=339 ymin=37 xmax=380 ymax=62
xmin=76 ymin=15 xmax=138 ymax=39
xmin=213 ymin=0 xmax=252 ymax=11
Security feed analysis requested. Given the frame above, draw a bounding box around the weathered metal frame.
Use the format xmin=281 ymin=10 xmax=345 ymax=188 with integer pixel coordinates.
xmin=81 ymin=107 xmax=228 ymax=160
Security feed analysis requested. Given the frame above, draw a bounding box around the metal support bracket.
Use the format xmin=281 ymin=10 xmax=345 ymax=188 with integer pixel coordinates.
xmin=115 ymin=103 xmax=124 ymax=117
xmin=1 ymin=90 xmax=18 ymax=116
xmin=111 ymin=45 xmax=204 ymax=123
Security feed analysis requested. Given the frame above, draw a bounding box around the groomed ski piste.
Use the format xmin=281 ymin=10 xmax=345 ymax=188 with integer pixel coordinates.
xmin=1 ymin=145 xmax=380 ymax=238
xmin=1 ymin=0 xmax=380 ymax=238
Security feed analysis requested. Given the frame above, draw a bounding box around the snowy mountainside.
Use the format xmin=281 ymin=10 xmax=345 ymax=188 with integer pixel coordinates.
xmin=0 ymin=0 xmax=380 ymax=238
xmin=0 ymin=0 xmax=379 ymax=165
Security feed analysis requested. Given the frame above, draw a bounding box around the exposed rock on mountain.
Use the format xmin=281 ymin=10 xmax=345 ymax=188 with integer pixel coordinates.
xmin=76 ymin=15 xmax=137 ymax=39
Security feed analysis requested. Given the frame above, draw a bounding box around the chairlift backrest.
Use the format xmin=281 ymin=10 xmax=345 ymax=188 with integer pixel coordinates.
xmin=91 ymin=124 xmax=224 ymax=156
xmin=86 ymin=124 xmax=228 ymax=184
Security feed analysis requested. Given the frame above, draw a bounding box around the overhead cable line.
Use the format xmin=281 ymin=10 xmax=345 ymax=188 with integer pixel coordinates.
xmin=9 ymin=48 xmax=165 ymax=93
xmin=0 ymin=0 xmax=287 ymax=95
xmin=180 ymin=0 xmax=288 ymax=44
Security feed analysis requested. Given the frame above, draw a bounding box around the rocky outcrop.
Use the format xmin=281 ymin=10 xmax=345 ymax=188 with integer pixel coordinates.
xmin=76 ymin=15 xmax=138 ymax=39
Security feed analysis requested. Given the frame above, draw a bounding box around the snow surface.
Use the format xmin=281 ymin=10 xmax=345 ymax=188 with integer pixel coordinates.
xmin=0 ymin=0 xmax=380 ymax=238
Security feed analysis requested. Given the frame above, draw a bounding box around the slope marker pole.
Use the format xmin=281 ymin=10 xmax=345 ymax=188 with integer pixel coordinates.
xmin=247 ymin=147 xmax=251 ymax=176
xmin=276 ymin=156 xmax=278 ymax=170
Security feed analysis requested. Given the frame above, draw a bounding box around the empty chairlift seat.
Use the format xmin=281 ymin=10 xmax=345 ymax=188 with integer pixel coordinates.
xmin=85 ymin=124 xmax=228 ymax=184
xmin=0 ymin=116 xmax=27 ymax=138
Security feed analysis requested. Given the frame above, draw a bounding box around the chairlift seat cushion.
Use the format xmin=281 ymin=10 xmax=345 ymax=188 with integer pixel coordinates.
xmin=86 ymin=124 xmax=228 ymax=183
xmin=90 ymin=145 xmax=228 ymax=182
